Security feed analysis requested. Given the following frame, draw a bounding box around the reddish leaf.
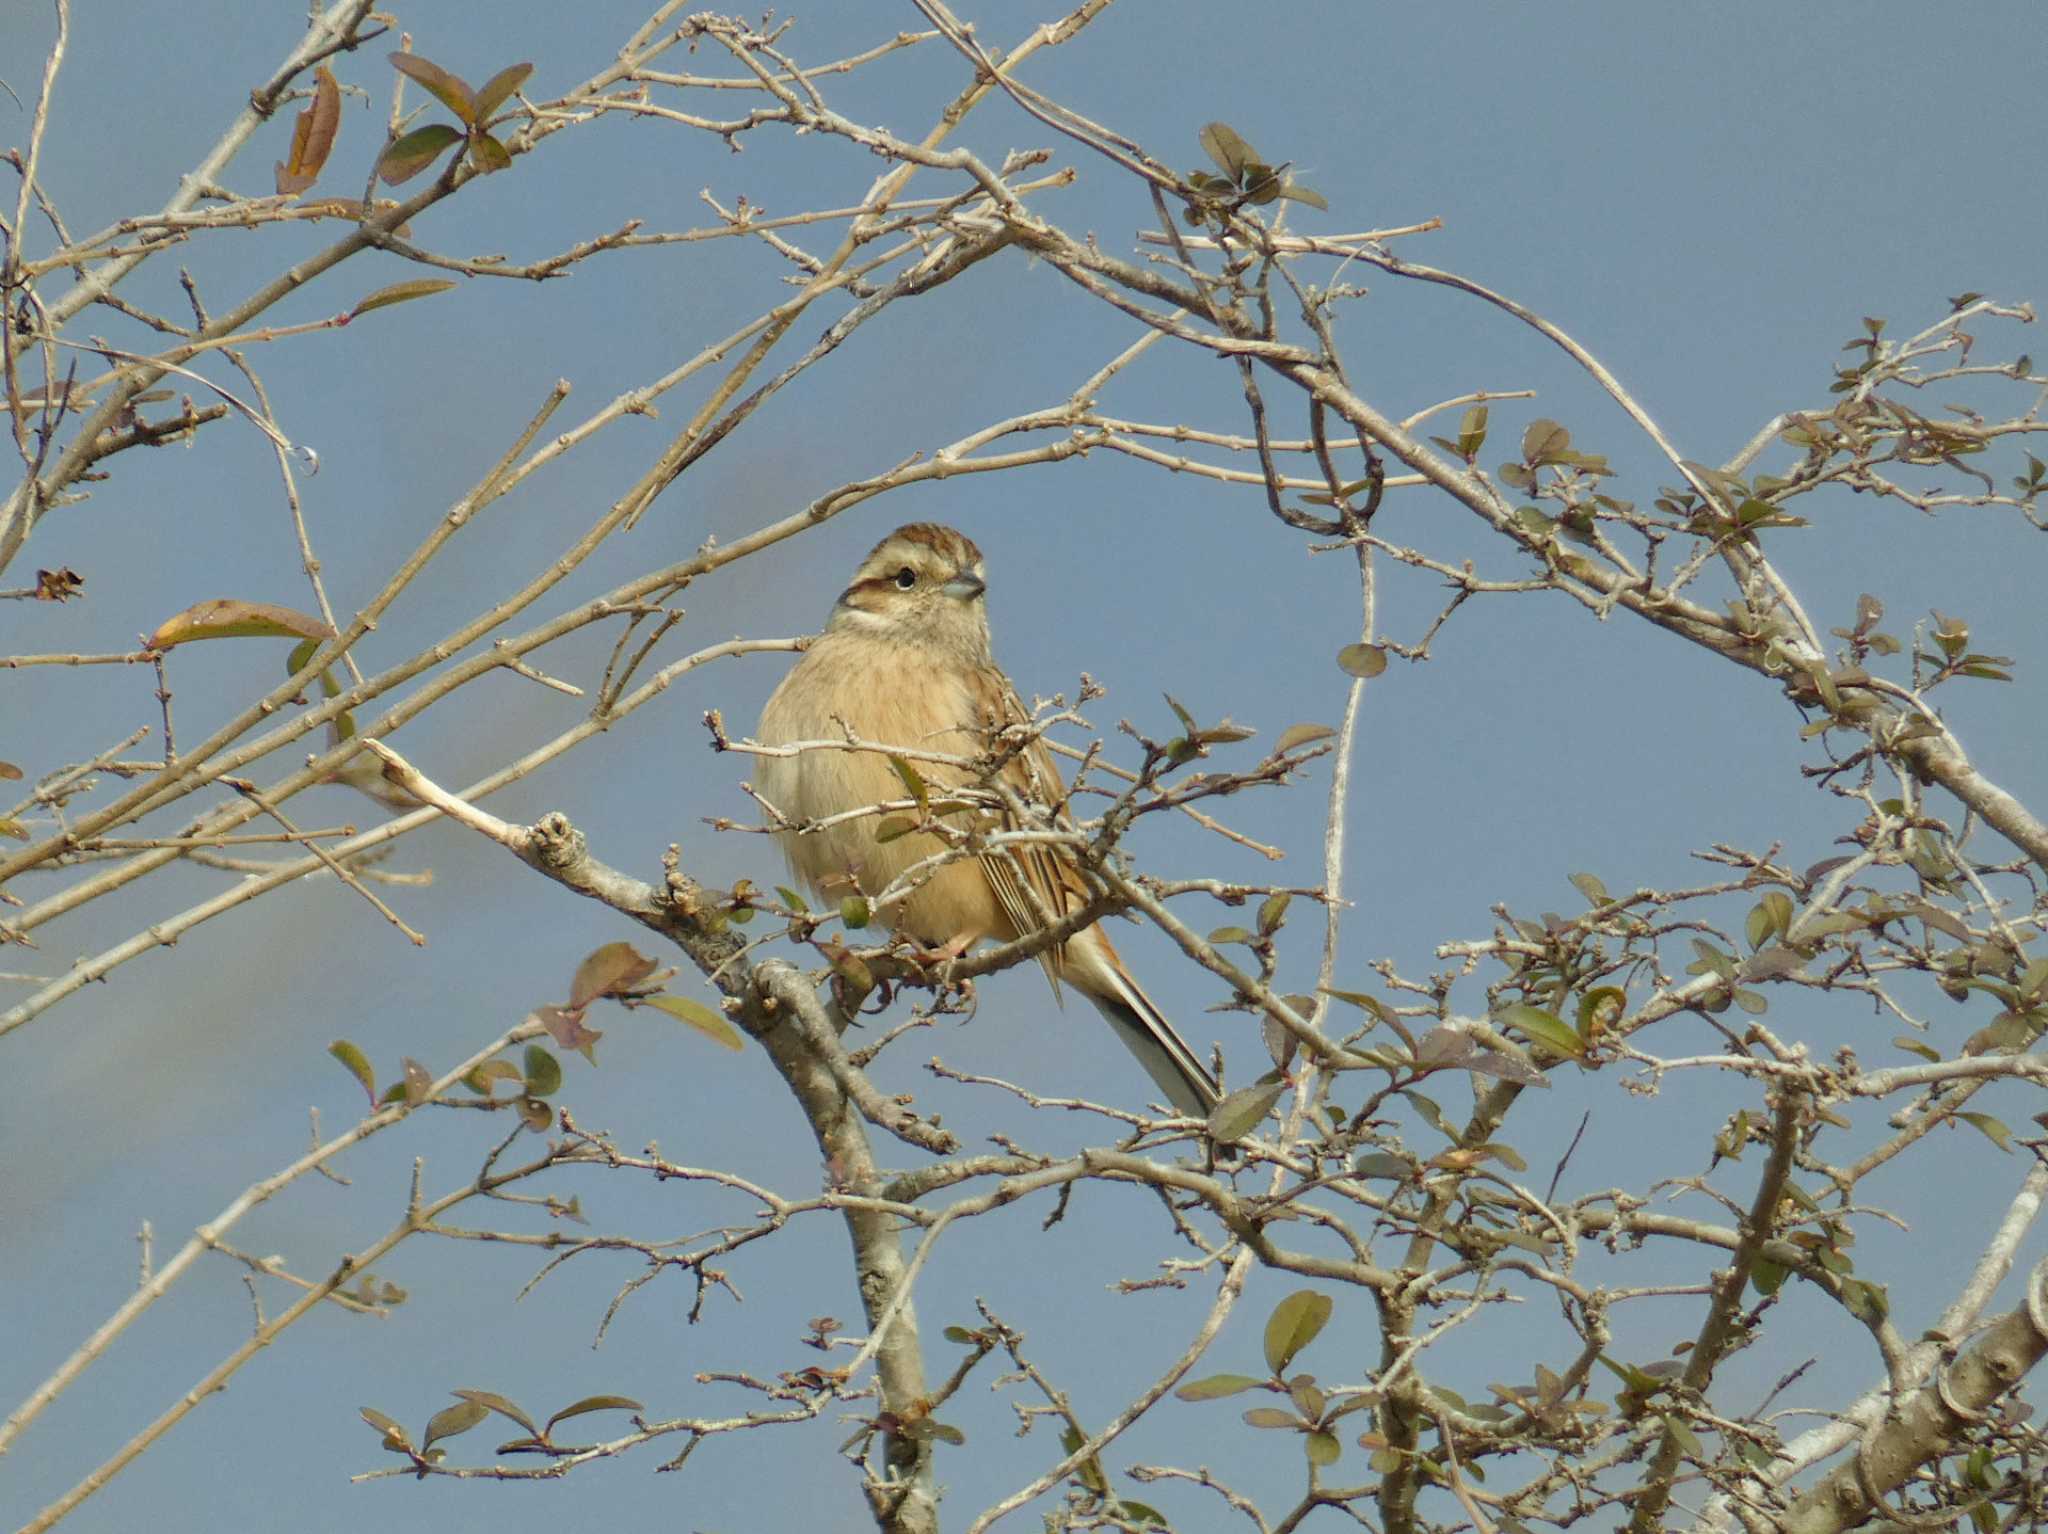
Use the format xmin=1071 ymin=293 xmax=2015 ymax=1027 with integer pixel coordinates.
xmin=534 ymin=1004 xmax=603 ymax=1061
xmin=569 ymin=941 xmax=659 ymax=1009
xmin=275 ymin=64 xmax=342 ymax=195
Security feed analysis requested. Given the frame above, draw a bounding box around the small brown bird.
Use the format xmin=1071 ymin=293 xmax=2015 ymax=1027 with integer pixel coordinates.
xmin=754 ymin=523 xmax=1222 ymax=1117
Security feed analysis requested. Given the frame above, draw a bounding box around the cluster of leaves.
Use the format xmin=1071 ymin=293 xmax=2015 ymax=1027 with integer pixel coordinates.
xmin=1499 ymin=417 xmax=1636 ymax=549
xmin=536 ymin=940 xmax=744 ymax=1059
xmin=326 ymin=1035 xmax=563 ymax=1131
xmin=1175 ymin=1291 xmax=1769 ymax=1494
xmin=328 ymin=942 xmax=743 ymax=1131
xmin=377 ymin=54 xmax=533 ymax=184
xmin=1175 ymin=1290 xmax=1354 ymax=1467
xmin=270 ymin=49 xmax=531 ymax=197
xmin=360 ymin=1389 xmax=642 ymax=1476
xmin=1182 ymin=122 xmax=1327 ymax=226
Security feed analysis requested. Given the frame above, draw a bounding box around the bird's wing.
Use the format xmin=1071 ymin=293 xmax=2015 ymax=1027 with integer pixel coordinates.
xmin=967 ymin=672 xmax=1086 ymax=992
xmin=968 ymin=667 xmax=1222 ymax=1116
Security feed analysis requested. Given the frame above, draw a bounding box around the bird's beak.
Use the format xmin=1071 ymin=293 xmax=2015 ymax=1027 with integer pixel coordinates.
xmin=943 ymin=571 xmax=986 ymax=601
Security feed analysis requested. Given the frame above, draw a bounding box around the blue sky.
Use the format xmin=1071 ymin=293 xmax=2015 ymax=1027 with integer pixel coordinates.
xmin=5 ymin=3 xmax=2047 ymax=1530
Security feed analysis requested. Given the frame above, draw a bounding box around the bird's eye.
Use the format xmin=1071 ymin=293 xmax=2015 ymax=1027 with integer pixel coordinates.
xmin=893 ymin=567 xmax=917 ymax=590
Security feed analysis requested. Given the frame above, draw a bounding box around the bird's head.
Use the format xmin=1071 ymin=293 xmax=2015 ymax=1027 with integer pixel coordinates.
xmin=827 ymin=522 xmax=992 ymax=660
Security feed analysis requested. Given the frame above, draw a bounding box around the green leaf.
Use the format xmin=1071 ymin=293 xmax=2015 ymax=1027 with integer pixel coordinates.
xmin=1576 ymin=987 xmax=1625 ymax=1040
xmin=1656 ymin=1411 xmax=1703 ymax=1460
xmin=1957 ymin=1112 xmax=2014 ymax=1152
xmin=1263 ymin=1289 xmax=1334 ymax=1374
xmin=1750 ymin=1256 xmax=1789 ymax=1296
xmin=839 ymin=894 xmax=870 ymax=931
xmin=376 ymin=122 xmax=464 ymax=184
xmin=349 ymin=279 xmax=458 ymax=319
xmin=1494 ymin=1002 xmax=1586 ymax=1060
xmin=1195 ymin=719 xmax=1257 ymax=746
xmin=328 ymin=1039 xmax=376 ymax=1104
xmin=1257 ymin=892 xmax=1291 ymax=935
xmin=1208 ymin=1079 xmax=1286 ymax=1144
xmin=422 ymin=1398 xmax=490 ymax=1451
xmin=1306 ymin=1429 xmax=1342 ymax=1466
xmin=390 ymin=52 xmax=478 ymax=123
xmin=1476 ymin=1141 xmax=1527 ymax=1172
xmin=641 ymin=993 xmax=746 ymax=1052
xmin=147 ymin=598 xmax=334 ymax=651
xmin=873 ymin=816 xmax=917 ymax=844
xmin=1688 ymin=939 xmax=1739 ymax=982
xmin=1174 ymin=1373 xmax=1264 ymax=1402
xmin=1569 ymin=871 xmax=1609 ymax=907
xmin=1277 ymin=181 xmax=1329 ymax=211
xmin=1746 ymin=891 xmax=1794 ymax=950
xmin=462 ymin=1059 xmax=524 ymax=1096
xmin=1319 ymin=987 xmax=1391 ymax=1024
xmin=521 ymin=1044 xmax=563 ymax=1097
xmin=774 ymin=886 xmax=809 ymax=914
xmin=887 ymin=754 xmax=930 ymax=812
xmin=1456 ymin=403 xmax=1489 ymax=459
xmin=359 ymin=1406 xmax=410 ymax=1450
xmin=1336 ymin=642 xmax=1387 ymax=678
xmin=1839 ymin=1277 xmax=1889 ymax=1324
xmin=283 ymin=637 xmax=338 ymax=694
xmin=467 ymin=133 xmax=513 ymax=174
xmin=1402 ymin=1089 xmax=1456 ymax=1141
xmin=1207 ymin=925 xmax=1254 ymax=946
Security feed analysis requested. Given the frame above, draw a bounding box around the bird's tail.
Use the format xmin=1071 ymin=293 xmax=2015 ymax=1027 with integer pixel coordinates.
xmin=1074 ymin=949 xmax=1222 ymax=1119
